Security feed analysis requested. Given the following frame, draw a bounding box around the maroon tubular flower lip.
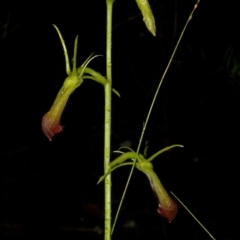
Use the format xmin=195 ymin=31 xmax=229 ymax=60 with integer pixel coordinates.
xmin=41 ymin=111 xmax=64 ymax=141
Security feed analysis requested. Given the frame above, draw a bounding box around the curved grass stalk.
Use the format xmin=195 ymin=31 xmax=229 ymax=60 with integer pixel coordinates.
xmin=171 ymin=192 xmax=216 ymax=240
xmin=112 ymin=0 xmax=201 ymax=234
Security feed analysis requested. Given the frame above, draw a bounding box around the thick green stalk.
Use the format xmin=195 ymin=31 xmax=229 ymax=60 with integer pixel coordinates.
xmin=105 ymin=1 xmax=114 ymax=240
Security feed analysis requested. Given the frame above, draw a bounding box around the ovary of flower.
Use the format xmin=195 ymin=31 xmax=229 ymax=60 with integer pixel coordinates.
xmin=136 ymin=161 xmax=177 ymax=222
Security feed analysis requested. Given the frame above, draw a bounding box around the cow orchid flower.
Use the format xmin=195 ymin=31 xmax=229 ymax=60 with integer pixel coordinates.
xmin=98 ymin=144 xmax=183 ymax=222
xmin=136 ymin=160 xmax=177 ymax=222
xmin=41 ymin=51 xmax=97 ymax=140
xmin=42 ymin=25 xmax=119 ymax=141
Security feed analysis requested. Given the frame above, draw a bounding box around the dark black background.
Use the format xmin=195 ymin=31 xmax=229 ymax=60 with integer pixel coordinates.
xmin=1 ymin=0 xmax=240 ymax=239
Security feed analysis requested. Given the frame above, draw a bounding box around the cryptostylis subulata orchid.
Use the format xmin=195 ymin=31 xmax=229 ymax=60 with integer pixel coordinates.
xmin=42 ymin=25 xmax=120 ymax=141
xmin=41 ymin=25 xmax=113 ymax=141
xmin=136 ymin=160 xmax=177 ymax=222
xmin=98 ymin=144 xmax=183 ymax=222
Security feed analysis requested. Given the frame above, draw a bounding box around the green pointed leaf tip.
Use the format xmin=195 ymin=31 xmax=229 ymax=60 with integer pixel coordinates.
xmin=135 ymin=0 xmax=156 ymax=36
xmin=147 ymin=144 xmax=184 ymax=162
xmin=53 ymin=25 xmax=71 ymax=75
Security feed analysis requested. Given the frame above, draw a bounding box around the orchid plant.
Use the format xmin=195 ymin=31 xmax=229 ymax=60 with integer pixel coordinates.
xmin=41 ymin=0 xmax=216 ymax=239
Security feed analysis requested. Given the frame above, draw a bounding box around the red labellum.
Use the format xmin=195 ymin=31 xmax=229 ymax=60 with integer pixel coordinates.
xmin=41 ymin=112 xmax=64 ymax=141
xmin=53 ymin=125 xmax=64 ymax=134
xmin=157 ymin=198 xmax=177 ymax=223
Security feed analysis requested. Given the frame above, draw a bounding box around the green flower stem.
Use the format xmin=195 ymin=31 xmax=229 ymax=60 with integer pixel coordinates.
xmin=105 ymin=0 xmax=114 ymax=239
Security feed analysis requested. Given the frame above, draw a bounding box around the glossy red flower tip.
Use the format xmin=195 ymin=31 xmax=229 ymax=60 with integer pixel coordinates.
xmin=42 ymin=111 xmax=64 ymax=141
xmin=157 ymin=197 xmax=177 ymax=223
